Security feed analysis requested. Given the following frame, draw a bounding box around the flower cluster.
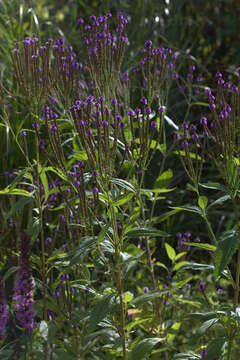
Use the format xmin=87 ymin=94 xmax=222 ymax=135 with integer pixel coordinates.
xmin=137 ymin=40 xmax=176 ymax=104
xmin=0 ymin=279 xmax=9 ymax=339
xmin=79 ymin=13 xmax=128 ymax=100
xmin=13 ymin=231 xmax=36 ymax=334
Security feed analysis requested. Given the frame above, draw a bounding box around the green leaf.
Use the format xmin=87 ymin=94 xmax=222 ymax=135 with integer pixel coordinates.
xmin=89 ymin=293 xmax=117 ymax=330
xmin=198 ymin=318 xmax=218 ymax=335
xmin=110 ymin=178 xmax=136 ymax=193
xmin=181 ymin=262 xmax=214 ymax=271
xmin=199 ymin=182 xmax=227 ymax=192
xmin=112 ymin=192 xmax=134 ymax=206
xmin=27 ymin=217 xmax=42 ymax=242
xmin=188 ymin=243 xmax=216 ymax=252
xmin=214 ymin=230 xmax=240 ymax=277
xmin=208 ymin=195 xmax=231 ymax=209
xmin=123 ymin=291 xmax=133 ymax=303
xmin=126 ymin=227 xmax=170 ymax=238
xmin=39 ymin=167 xmax=49 ymax=202
xmin=5 ymin=197 xmax=33 ymax=221
xmin=166 ymin=322 xmax=181 ymax=343
xmin=173 ymin=261 xmax=189 ymax=271
xmin=165 ymin=243 xmax=176 ymax=261
xmin=191 ymin=101 xmax=210 ymax=107
xmin=170 ymin=205 xmax=202 ymax=215
xmin=125 ymin=318 xmax=152 ymax=331
xmin=130 ymin=337 xmax=163 ymax=360
xmin=132 ymin=290 xmax=168 ymax=306
xmin=154 ymin=169 xmax=173 ymax=188
xmin=0 ymin=187 xmax=33 ymax=197
xmin=3 ymin=266 xmax=18 ymax=280
xmin=198 ymin=196 xmax=208 ymax=210
xmin=205 ymin=337 xmax=225 ymax=360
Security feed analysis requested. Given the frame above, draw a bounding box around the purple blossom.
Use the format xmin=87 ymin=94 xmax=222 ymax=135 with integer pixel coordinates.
xmin=199 ymin=282 xmax=206 ymax=291
xmin=13 ymin=232 xmax=36 ymax=334
xmin=0 ymin=279 xmax=9 ymax=339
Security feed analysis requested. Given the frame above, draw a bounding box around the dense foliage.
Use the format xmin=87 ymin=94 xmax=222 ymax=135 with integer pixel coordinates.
xmin=1 ymin=1 xmax=240 ymax=359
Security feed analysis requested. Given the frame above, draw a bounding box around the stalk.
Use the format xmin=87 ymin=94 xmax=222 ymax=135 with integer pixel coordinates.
xmin=109 ymin=188 xmax=127 ymax=359
xmin=35 ymin=135 xmax=48 ymax=358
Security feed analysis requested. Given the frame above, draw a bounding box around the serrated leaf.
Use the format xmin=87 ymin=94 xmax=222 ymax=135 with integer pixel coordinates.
xmin=130 ymin=337 xmax=163 ymax=360
xmin=126 ymin=227 xmax=170 ymax=238
xmin=89 ymin=293 xmax=117 ymax=330
xmin=198 ymin=196 xmax=208 ymax=210
xmin=165 ymin=243 xmax=176 ymax=261
xmin=214 ymin=230 xmax=240 ymax=277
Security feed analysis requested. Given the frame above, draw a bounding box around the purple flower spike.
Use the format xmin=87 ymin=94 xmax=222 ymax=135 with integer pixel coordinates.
xmin=200 ymin=117 xmax=207 ymax=125
xmin=151 ymin=121 xmax=157 ymax=128
xmin=144 ymin=40 xmax=152 ymax=48
xmin=20 ymin=130 xmax=27 ymax=136
xmin=13 ymin=232 xmax=36 ymax=334
xmin=0 ymin=279 xmax=9 ymax=339
xmin=158 ymin=107 xmax=165 ymax=114
xmin=45 ymin=237 xmax=52 ymax=246
xmin=199 ymin=281 xmax=205 ymax=291
xmin=201 ymin=349 xmax=207 ymax=359
xmin=32 ymin=122 xmax=39 ymax=129
xmin=92 ymin=186 xmax=99 ymax=194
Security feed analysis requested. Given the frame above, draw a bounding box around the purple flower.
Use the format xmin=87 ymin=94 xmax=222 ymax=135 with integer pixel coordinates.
xmin=20 ymin=130 xmax=27 ymax=136
xmin=45 ymin=237 xmax=52 ymax=246
xmin=143 ymin=287 xmax=149 ymax=293
xmin=32 ymin=122 xmax=39 ymax=129
xmin=199 ymin=282 xmax=205 ymax=291
xmin=0 ymin=279 xmax=9 ymax=339
xmin=92 ymin=186 xmax=99 ymax=194
xmin=200 ymin=117 xmax=207 ymax=125
xmin=151 ymin=121 xmax=157 ymax=128
xmin=144 ymin=40 xmax=152 ymax=48
xmin=140 ymin=97 xmax=148 ymax=105
xmin=201 ymin=349 xmax=207 ymax=359
xmin=13 ymin=232 xmax=36 ymax=334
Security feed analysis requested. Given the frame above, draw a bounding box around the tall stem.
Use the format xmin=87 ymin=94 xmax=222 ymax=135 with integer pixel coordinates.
xmin=109 ymin=187 xmax=126 ymax=359
xmin=35 ymin=136 xmax=48 ymax=358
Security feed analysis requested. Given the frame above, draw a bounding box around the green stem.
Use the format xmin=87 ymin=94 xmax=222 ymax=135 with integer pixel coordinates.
xmin=35 ymin=137 xmax=48 ymax=359
xmin=109 ymin=189 xmax=126 ymax=359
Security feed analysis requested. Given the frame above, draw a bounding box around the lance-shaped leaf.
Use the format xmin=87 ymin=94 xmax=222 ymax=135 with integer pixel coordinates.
xmin=214 ymin=230 xmax=240 ymax=277
xmin=126 ymin=227 xmax=170 ymax=238
xmin=130 ymin=337 xmax=164 ymax=360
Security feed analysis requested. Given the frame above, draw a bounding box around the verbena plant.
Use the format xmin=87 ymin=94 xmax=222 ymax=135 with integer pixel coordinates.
xmin=0 ymin=8 xmax=240 ymax=360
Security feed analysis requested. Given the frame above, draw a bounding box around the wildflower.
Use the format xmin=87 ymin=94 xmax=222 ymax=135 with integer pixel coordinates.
xmin=199 ymin=282 xmax=205 ymax=291
xmin=0 ymin=279 xmax=9 ymax=339
xmin=13 ymin=232 xmax=36 ymax=334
